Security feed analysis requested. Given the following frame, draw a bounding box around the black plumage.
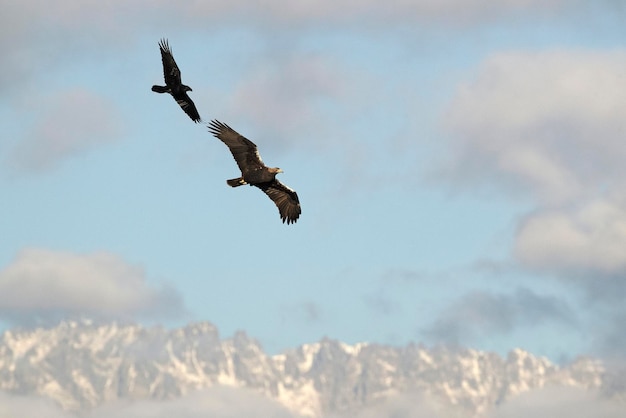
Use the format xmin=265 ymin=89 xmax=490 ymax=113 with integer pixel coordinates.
xmin=151 ymin=39 xmax=201 ymax=123
xmin=208 ymin=120 xmax=301 ymax=224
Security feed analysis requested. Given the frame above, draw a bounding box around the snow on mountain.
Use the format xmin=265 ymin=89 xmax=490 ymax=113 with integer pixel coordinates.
xmin=0 ymin=320 xmax=620 ymax=417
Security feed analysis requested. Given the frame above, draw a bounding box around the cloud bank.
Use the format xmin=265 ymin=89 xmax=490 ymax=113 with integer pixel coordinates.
xmin=441 ymin=49 xmax=626 ymax=357
xmin=423 ymin=288 xmax=574 ymax=345
xmin=443 ymin=50 xmax=626 ymax=275
xmin=89 ymin=387 xmax=298 ymax=418
xmin=3 ymin=386 xmax=622 ymax=418
xmin=444 ymin=50 xmax=626 ymax=206
xmin=444 ymin=49 xmax=626 ymax=273
xmin=0 ymin=388 xmax=297 ymax=418
xmin=0 ymin=248 xmax=183 ymax=324
xmin=0 ymin=392 xmax=68 ymax=418
xmin=515 ymin=200 xmax=626 ymax=276
xmin=489 ymin=386 xmax=625 ymax=418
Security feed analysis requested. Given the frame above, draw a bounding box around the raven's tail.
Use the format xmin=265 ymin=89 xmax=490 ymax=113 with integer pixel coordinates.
xmin=227 ymin=178 xmax=246 ymax=187
xmin=151 ymin=85 xmax=169 ymax=93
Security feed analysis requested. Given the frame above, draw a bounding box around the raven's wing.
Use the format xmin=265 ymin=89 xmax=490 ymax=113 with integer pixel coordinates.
xmin=158 ymin=39 xmax=182 ymax=87
xmin=175 ymin=91 xmax=201 ymax=123
xmin=208 ymin=120 xmax=265 ymax=173
xmin=255 ymin=179 xmax=301 ymax=224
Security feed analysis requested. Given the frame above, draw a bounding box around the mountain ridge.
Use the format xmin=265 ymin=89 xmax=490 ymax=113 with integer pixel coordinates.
xmin=0 ymin=320 xmax=619 ymax=417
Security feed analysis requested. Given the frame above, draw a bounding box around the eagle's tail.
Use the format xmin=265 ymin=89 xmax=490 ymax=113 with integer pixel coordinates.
xmin=227 ymin=177 xmax=246 ymax=187
xmin=151 ymin=85 xmax=169 ymax=93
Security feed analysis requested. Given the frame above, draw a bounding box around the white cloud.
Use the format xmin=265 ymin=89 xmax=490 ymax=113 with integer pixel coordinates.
xmin=88 ymin=387 xmax=298 ymax=418
xmin=8 ymin=89 xmax=122 ymax=174
xmin=443 ymin=50 xmax=626 ymax=205
xmin=0 ymin=388 xmax=297 ymax=418
xmin=515 ymin=199 xmax=626 ymax=275
xmin=489 ymin=386 xmax=624 ymax=418
xmin=0 ymin=386 xmax=623 ymax=418
xmin=328 ymin=392 xmax=457 ymax=418
xmin=0 ymin=392 xmax=68 ymax=418
xmin=441 ymin=49 xmax=626 ymax=357
xmin=442 ymin=49 xmax=626 ymax=273
xmin=0 ymin=248 xmax=183 ymax=322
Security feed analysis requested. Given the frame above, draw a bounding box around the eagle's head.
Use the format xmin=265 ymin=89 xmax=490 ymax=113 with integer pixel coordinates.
xmin=184 ymin=85 xmax=193 ymax=92
xmin=270 ymin=167 xmax=283 ymax=175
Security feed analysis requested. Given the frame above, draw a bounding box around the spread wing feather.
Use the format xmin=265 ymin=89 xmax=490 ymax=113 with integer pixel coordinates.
xmin=255 ymin=180 xmax=301 ymax=224
xmin=158 ymin=39 xmax=182 ymax=87
xmin=175 ymin=94 xmax=201 ymax=123
xmin=207 ymin=120 xmax=265 ymax=173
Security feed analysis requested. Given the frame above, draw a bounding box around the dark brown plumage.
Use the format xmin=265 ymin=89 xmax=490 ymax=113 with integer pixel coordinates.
xmin=151 ymin=38 xmax=201 ymax=123
xmin=208 ymin=120 xmax=301 ymax=224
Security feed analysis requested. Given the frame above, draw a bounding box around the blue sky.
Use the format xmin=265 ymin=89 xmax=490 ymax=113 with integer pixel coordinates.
xmin=1 ymin=0 xmax=626 ymax=364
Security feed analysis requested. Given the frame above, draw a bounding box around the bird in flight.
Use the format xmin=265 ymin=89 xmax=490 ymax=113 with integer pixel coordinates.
xmin=208 ymin=120 xmax=301 ymax=224
xmin=151 ymin=38 xmax=201 ymax=123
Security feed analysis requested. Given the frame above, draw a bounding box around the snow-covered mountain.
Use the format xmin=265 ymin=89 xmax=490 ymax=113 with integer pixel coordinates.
xmin=0 ymin=320 xmax=619 ymax=417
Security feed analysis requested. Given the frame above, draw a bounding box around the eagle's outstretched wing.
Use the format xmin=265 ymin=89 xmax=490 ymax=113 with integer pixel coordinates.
xmin=255 ymin=180 xmax=301 ymax=224
xmin=207 ymin=120 xmax=265 ymax=173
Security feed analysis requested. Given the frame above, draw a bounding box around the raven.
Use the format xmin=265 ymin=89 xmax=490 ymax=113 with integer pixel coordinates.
xmin=151 ymin=39 xmax=201 ymax=123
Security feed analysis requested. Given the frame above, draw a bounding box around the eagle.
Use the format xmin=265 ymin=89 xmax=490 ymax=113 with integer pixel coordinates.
xmin=208 ymin=120 xmax=301 ymax=224
xmin=151 ymin=38 xmax=201 ymax=123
